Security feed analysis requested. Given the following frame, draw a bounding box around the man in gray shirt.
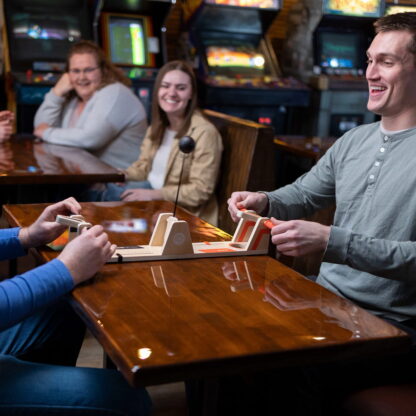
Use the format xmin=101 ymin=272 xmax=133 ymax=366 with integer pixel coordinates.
xmin=211 ymin=12 xmax=416 ymax=416
xmin=229 ymin=12 xmax=416 ymax=327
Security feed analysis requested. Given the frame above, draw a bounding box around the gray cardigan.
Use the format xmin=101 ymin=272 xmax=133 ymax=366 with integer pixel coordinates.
xmin=34 ymin=82 xmax=147 ymax=169
xmin=265 ymin=122 xmax=416 ymax=321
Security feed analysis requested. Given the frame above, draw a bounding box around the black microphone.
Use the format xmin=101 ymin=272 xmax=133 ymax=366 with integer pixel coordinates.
xmin=173 ymin=136 xmax=195 ymax=218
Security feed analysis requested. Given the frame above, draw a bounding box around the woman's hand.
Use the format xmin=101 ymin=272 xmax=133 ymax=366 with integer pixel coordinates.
xmin=0 ymin=121 xmax=13 ymax=143
xmin=33 ymin=123 xmax=51 ymax=139
xmin=53 ymin=73 xmax=73 ymax=97
xmin=120 ymin=188 xmax=163 ymax=201
xmin=0 ymin=110 xmax=14 ymax=122
xmin=0 ymin=144 xmax=15 ymax=170
xmin=0 ymin=111 xmax=14 ymax=143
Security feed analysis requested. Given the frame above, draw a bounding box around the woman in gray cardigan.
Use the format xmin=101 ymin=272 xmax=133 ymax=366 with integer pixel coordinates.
xmin=33 ymin=40 xmax=147 ymax=170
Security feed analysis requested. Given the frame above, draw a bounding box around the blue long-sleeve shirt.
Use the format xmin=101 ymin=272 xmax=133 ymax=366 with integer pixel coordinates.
xmin=0 ymin=228 xmax=74 ymax=331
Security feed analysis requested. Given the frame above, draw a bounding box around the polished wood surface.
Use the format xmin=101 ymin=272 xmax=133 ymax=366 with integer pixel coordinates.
xmin=274 ymin=135 xmax=337 ymax=161
xmin=0 ymin=135 xmax=124 ymax=185
xmin=3 ymin=201 xmax=410 ymax=387
xmin=204 ymin=110 xmax=276 ymax=234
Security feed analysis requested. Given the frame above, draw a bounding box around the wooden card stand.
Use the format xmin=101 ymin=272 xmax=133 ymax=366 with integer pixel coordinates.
xmin=56 ymin=210 xmax=272 ymax=263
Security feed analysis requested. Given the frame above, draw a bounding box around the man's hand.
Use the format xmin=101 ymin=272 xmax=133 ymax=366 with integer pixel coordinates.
xmin=52 ymin=73 xmax=73 ymax=97
xmin=58 ymin=225 xmax=116 ymax=285
xmin=33 ymin=122 xmax=50 ymax=139
xmin=121 ymin=188 xmax=163 ymax=201
xmin=269 ymin=218 xmax=330 ymax=257
xmin=19 ymin=197 xmax=82 ymax=249
xmin=227 ymin=191 xmax=269 ymax=222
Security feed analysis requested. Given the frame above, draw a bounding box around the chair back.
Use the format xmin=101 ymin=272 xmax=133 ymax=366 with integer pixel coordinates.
xmin=203 ymin=109 xmax=276 ymax=234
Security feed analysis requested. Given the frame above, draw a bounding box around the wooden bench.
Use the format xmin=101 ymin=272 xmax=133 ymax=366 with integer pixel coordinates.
xmin=203 ymin=109 xmax=276 ymax=234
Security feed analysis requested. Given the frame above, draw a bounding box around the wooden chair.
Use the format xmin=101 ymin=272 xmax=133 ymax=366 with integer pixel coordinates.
xmin=203 ymin=109 xmax=276 ymax=234
xmin=203 ymin=109 xmax=331 ymax=277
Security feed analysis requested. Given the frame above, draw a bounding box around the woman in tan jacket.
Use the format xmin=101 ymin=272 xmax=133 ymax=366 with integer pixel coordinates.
xmin=101 ymin=61 xmax=223 ymax=225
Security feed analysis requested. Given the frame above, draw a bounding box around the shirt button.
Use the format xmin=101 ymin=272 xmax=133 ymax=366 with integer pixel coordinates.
xmin=384 ymin=136 xmax=389 ymax=142
xmin=369 ymin=174 xmax=375 ymax=180
xmin=380 ymin=147 xmax=385 ymax=153
xmin=374 ymin=161 xmax=380 ymax=167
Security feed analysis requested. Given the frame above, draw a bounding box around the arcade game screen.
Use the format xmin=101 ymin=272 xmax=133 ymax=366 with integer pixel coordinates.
xmin=10 ymin=13 xmax=81 ymax=62
xmin=323 ymin=0 xmax=383 ymax=17
xmin=206 ymin=46 xmax=266 ymax=78
xmin=103 ymin=14 xmax=153 ymax=67
xmin=385 ymin=5 xmax=416 ymax=15
xmin=318 ymin=32 xmax=360 ymax=69
xmin=205 ymin=0 xmax=279 ymax=9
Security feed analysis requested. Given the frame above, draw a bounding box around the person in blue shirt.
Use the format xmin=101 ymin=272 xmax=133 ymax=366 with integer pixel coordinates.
xmin=0 ymin=197 xmax=151 ymax=416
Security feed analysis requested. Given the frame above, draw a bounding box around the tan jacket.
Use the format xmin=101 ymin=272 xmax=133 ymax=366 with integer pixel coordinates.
xmin=125 ymin=111 xmax=223 ymax=225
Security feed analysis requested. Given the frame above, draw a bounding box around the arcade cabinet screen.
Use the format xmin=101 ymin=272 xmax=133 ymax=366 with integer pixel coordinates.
xmin=385 ymin=5 xmax=416 ymax=15
xmin=323 ymin=0 xmax=383 ymax=17
xmin=10 ymin=13 xmax=81 ymax=62
xmin=103 ymin=14 xmax=153 ymax=67
xmin=318 ymin=32 xmax=360 ymax=69
xmin=206 ymin=46 xmax=265 ymax=77
xmin=205 ymin=0 xmax=279 ymax=9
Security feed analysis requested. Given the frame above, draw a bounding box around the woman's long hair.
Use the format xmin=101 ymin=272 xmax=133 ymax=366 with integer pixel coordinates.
xmin=150 ymin=60 xmax=198 ymax=143
xmin=65 ymin=40 xmax=131 ymax=100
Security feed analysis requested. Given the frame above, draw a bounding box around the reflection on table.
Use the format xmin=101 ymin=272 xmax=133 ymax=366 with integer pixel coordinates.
xmin=222 ymin=260 xmax=378 ymax=340
xmin=0 ymin=135 xmax=124 ymax=185
xmin=2 ymin=201 xmax=410 ymax=387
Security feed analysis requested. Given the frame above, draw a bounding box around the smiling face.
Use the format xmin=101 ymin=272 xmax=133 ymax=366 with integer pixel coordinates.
xmin=68 ymin=53 xmax=102 ymax=102
xmin=366 ymin=30 xmax=416 ymax=129
xmin=157 ymin=69 xmax=192 ymax=123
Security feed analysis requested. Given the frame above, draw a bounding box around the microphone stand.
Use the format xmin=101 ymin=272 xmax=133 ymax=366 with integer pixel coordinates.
xmin=173 ymin=154 xmax=186 ymax=218
xmin=172 ymin=136 xmax=195 ymax=218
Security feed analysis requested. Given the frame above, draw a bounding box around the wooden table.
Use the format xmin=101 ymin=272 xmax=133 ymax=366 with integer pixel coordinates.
xmin=2 ymin=201 xmax=410 ymax=387
xmin=0 ymin=134 xmax=124 ymax=185
xmin=274 ymin=135 xmax=337 ymax=162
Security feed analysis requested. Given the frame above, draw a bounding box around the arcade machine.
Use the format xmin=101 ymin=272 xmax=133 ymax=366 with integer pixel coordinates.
xmin=96 ymin=0 xmax=173 ymax=117
xmin=309 ymin=0 xmax=384 ymax=137
xmin=384 ymin=2 xmax=416 ymax=15
xmin=2 ymin=0 xmax=93 ymax=133
xmin=182 ymin=0 xmax=310 ymax=134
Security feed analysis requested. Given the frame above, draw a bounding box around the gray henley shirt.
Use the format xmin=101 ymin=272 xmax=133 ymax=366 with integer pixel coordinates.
xmin=265 ymin=121 xmax=416 ymax=321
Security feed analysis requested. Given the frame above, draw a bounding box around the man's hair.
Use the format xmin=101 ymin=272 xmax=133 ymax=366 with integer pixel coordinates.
xmin=374 ymin=12 xmax=416 ymax=59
